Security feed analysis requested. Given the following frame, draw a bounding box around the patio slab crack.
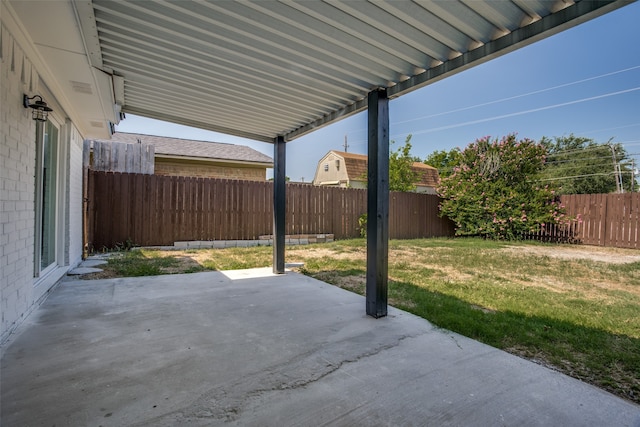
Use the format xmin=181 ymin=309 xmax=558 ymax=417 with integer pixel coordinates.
xmin=134 ymin=331 xmax=428 ymax=426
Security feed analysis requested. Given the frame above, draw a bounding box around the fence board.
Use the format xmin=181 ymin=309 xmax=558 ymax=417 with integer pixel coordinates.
xmin=632 ymin=193 xmax=640 ymax=249
xmin=164 ymin=175 xmax=174 ymax=245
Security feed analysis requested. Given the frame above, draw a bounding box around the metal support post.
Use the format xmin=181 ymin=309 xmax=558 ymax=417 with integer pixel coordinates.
xmin=273 ymin=135 xmax=286 ymax=274
xmin=366 ymin=88 xmax=389 ymax=318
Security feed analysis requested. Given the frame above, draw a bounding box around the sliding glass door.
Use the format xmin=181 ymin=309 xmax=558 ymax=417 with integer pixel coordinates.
xmin=34 ymin=119 xmax=59 ymax=276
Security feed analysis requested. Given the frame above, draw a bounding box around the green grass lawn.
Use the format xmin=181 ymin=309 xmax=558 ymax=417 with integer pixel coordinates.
xmin=96 ymin=238 xmax=640 ymax=403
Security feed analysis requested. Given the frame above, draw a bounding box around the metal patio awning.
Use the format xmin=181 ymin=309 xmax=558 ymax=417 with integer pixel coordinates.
xmin=68 ymin=0 xmax=630 ymax=143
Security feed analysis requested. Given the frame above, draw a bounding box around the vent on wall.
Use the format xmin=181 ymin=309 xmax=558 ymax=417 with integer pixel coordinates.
xmin=70 ymin=80 xmax=93 ymax=95
xmin=90 ymin=121 xmax=104 ymax=128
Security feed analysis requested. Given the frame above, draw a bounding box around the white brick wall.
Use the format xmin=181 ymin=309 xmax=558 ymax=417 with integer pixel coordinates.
xmin=1 ymin=24 xmax=38 ymax=341
xmin=1 ymin=23 xmax=85 ymax=344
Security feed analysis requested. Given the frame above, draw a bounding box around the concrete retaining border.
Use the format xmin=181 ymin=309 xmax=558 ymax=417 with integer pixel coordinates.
xmin=144 ymin=234 xmax=335 ymax=250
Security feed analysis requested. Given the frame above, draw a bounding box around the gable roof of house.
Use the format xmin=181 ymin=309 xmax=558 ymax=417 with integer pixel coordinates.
xmin=329 ymin=151 xmax=439 ymax=188
xmin=97 ymin=132 xmax=273 ymax=166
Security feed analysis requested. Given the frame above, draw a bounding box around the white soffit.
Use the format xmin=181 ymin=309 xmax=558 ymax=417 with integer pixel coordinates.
xmin=6 ymin=0 xmax=116 ymax=138
xmin=78 ymin=0 xmax=633 ymax=143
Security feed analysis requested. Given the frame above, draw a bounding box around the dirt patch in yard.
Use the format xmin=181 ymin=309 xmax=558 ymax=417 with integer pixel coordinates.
xmin=501 ymin=245 xmax=640 ymax=264
xmin=288 ymin=247 xmax=364 ymax=261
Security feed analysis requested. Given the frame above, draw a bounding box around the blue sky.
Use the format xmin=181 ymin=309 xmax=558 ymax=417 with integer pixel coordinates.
xmin=116 ymin=2 xmax=640 ymax=182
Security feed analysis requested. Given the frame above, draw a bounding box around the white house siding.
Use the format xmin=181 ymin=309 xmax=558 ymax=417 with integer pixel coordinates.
xmin=0 ymin=23 xmax=82 ymax=344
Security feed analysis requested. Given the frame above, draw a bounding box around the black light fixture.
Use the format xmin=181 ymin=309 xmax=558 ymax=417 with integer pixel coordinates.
xmin=23 ymin=94 xmax=53 ymax=122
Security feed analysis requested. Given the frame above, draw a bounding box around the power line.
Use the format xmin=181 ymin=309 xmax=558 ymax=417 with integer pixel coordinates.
xmin=404 ymin=87 xmax=640 ymax=137
xmin=339 ymin=65 xmax=640 ymax=148
xmin=545 ymin=153 xmax=628 ymax=163
xmin=536 ymin=172 xmax=618 ymax=182
xmin=342 ymin=94 xmax=640 ymax=150
xmin=546 ymin=151 xmax=640 ymax=164
xmin=432 ymin=163 xmax=633 ymax=175
xmin=545 ymin=165 xmax=615 ymax=173
xmin=394 ymin=65 xmax=640 ymax=126
xmin=544 ymin=140 xmax=635 ymax=157
xmin=576 ymin=122 xmax=640 ymax=136
xmin=546 ymin=157 xmax=612 ymax=164
xmin=546 ymin=147 xmax=614 ymax=158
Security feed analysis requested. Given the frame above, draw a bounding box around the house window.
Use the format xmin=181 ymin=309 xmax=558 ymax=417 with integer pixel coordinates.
xmin=34 ymin=119 xmax=59 ymax=276
xmin=324 ymin=163 xmax=329 ymax=171
xmin=335 ymin=160 xmax=340 ymax=170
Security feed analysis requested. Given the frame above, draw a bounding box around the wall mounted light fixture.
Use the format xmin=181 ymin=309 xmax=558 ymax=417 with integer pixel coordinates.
xmin=23 ymin=94 xmax=53 ymax=122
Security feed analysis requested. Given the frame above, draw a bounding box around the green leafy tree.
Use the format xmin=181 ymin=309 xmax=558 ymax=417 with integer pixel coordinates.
xmin=438 ymin=134 xmax=564 ymax=240
xmin=389 ymin=134 xmax=419 ymax=192
xmin=540 ymin=135 xmax=633 ymax=194
xmin=424 ymin=148 xmax=462 ymax=178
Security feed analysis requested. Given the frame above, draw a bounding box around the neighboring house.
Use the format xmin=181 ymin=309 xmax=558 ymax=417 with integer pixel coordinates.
xmin=313 ymin=151 xmax=440 ymax=194
xmin=92 ymin=132 xmax=273 ymax=181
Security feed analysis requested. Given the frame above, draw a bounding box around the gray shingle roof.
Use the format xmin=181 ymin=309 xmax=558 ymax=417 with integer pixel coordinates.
xmin=98 ymin=132 xmax=273 ymax=165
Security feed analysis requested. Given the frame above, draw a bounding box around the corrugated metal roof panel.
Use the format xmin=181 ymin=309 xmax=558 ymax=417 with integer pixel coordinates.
xmin=81 ymin=0 xmax=630 ymax=142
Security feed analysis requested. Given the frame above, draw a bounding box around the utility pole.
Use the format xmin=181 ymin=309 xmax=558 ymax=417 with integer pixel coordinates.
xmin=617 ymin=163 xmax=624 ymax=193
xmin=608 ymin=142 xmax=621 ymax=193
xmin=343 ymin=135 xmax=349 ymax=152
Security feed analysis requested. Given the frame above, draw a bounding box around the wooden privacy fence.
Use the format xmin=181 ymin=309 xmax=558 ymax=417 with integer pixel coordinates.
xmin=561 ymin=193 xmax=640 ymax=248
xmin=523 ymin=193 xmax=640 ymax=249
xmin=87 ymin=171 xmax=455 ymax=249
xmin=86 ymin=140 xmax=155 ymax=174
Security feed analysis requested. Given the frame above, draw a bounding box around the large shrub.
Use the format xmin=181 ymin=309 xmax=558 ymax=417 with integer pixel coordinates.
xmin=438 ymin=134 xmax=564 ymax=240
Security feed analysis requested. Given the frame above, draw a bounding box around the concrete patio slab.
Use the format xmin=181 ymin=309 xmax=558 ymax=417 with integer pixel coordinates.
xmin=1 ymin=269 xmax=639 ymax=426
